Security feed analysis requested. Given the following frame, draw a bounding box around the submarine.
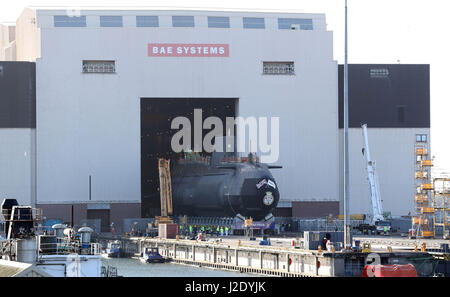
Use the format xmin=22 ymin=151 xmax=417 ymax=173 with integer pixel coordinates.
xmin=169 ymin=151 xmax=281 ymax=221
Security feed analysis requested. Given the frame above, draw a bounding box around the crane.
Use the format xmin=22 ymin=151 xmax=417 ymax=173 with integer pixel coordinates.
xmin=156 ymin=158 xmax=173 ymax=226
xmin=361 ymin=124 xmax=391 ymax=234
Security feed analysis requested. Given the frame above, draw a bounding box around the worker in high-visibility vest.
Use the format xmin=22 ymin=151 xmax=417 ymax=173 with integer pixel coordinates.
xmin=189 ymin=225 xmax=193 ymax=235
xmin=220 ymin=227 xmax=224 ymax=236
xmin=216 ymin=226 xmax=220 ymax=237
xmin=225 ymin=226 xmax=229 ymax=236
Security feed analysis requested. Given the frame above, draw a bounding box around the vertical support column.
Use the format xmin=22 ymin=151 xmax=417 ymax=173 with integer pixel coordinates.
xmin=343 ymin=0 xmax=352 ymax=248
xmin=235 ymin=249 xmax=238 ymax=266
xmin=173 ymin=243 xmax=177 ymax=259
xmin=30 ymin=129 xmax=37 ymax=208
xmin=315 ymin=256 xmax=319 ymax=276
xmin=213 ymin=247 xmax=216 ymax=263
xmin=286 ymin=253 xmax=290 ymax=272
xmin=259 ymin=251 xmax=263 ymax=269
xmin=192 ymin=245 xmax=195 ymax=261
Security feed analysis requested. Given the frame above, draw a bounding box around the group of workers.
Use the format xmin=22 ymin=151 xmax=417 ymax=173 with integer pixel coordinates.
xmin=279 ymin=223 xmax=293 ymax=233
xmin=180 ymin=224 xmax=232 ymax=237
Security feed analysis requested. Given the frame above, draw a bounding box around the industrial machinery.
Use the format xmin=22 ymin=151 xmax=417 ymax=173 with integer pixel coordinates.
xmin=359 ymin=124 xmax=391 ymax=235
xmin=361 ymin=242 xmax=372 ymax=253
xmin=1 ymin=198 xmax=41 ymax=240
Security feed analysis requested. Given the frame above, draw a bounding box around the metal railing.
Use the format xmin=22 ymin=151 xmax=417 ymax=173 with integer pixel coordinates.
xmin=1 ymin=208 xmax=43 ymax=222
xmin=39 ymin=239 xmax=101 ymax=255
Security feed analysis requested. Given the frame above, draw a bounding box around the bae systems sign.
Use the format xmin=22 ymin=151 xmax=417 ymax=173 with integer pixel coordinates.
xmin=148 ymin=43 xmax=229 ymax=57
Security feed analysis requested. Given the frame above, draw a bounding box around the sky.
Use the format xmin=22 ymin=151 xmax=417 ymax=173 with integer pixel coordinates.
xmin=2 ymin=0 xmax=450 ymax=173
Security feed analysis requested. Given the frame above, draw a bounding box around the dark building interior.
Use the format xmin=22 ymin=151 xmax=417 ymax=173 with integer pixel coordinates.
xmin=140 ymin=98 xmax=237 ymax=217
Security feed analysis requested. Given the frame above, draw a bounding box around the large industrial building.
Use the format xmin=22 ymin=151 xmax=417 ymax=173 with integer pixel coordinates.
xmin=0 ymin=7 xmax=430 ymax=232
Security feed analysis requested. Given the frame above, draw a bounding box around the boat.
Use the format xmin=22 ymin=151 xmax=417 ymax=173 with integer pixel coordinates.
xmin=140 ymin=247 xmax=167 ymax=263
xmin=0 ymin=198 xmax=116 ymax=277
xmin=103 ymin=240 xmax=121 ymax=258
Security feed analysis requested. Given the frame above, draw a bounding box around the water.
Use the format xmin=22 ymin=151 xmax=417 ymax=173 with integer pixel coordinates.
xmin=102 ymin=258 xmax=254 ymax=277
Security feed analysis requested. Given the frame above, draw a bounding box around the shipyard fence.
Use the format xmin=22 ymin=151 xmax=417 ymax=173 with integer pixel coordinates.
xmin=292 ymin=218 xmax=365 ymax=233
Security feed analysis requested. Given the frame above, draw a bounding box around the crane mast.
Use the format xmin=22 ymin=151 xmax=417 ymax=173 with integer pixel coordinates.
xmin=361 ymin=124 xmax=384 ymax=223
xmin=156 ymin=158 xmax=173 ymax=226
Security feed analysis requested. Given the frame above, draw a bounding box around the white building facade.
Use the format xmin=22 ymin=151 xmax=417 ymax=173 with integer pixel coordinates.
xmin=0 ymin=7 xmax=430 ymax=229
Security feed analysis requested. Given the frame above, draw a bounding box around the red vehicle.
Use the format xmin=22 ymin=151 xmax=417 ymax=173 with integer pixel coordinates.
xmin=362 ymin=264 xmax=418 ymax=277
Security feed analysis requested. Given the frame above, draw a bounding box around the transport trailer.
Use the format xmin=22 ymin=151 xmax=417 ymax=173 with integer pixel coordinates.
xmin=169 ymin=152 xmax=280 ymax=221
xmin=232 ymin=217 xmax=276 ymax=235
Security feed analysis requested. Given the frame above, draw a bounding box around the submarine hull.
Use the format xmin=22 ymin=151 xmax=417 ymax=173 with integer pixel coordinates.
xmin=170 ymin=161 xmax=279 ymax=221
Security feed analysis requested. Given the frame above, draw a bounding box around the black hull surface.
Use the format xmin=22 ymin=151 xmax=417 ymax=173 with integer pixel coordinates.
xmin=170 ymin=161 xmax=280 ymax=221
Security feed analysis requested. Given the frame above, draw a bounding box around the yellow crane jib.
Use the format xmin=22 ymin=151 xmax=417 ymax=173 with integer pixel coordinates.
xmin=158 ymin=158 xmax=173 ymax=221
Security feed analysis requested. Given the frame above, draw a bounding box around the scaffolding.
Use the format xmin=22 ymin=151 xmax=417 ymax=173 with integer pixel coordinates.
xmin=412 ymin=143 xmax=435 ymax=238
xmin=433 ymin=178 xmax=450 ymax=239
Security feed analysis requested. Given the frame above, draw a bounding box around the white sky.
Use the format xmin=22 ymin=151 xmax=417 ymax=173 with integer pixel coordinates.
xmin=2 ymin=0 xmax=450 ymax=172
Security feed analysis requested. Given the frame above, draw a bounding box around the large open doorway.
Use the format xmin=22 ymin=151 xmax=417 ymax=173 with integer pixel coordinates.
xmin=140 ymin=98 xmax=238 ymax=217
xmin=87 ymin=209 xmax=110 ymax=233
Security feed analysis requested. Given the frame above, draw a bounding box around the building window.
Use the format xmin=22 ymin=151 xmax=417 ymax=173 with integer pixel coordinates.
xmin=263 ymin=62 xmax=295 ymax=75
xmin=278 ymin=18 xmax=313 ymax=30
xmin=208 ymin=16 xmax=230 ymax=28
xmin=416 ymin=134 xmax=427 ymax=143
xmin=243 ymin=17 xmax=265 ymax=29
xmin=172 ymin=16 xmax=195 ymax=27
xmin=82 ymin=60 xmax=115 ymax=73
xmin=100 ymin=16 xmax=123 ymax=27
xmin=136 ymin=16 xmax=159 ymax=27
xmin=370 ymin=68 xmax=389 ymax=78
xmin=54 ymin=15 xmax=86 ymax=27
